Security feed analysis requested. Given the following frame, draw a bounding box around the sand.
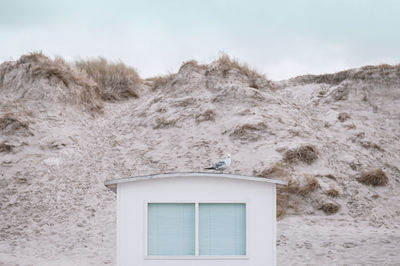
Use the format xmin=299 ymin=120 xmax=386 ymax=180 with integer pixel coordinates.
xmin=0 ymin=56 xmax=399 ymax=265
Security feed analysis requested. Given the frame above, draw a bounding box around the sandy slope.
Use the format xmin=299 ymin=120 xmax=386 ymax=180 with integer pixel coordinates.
xmin=0 ymin=57 xmax=399 ymax=265
xmin=278 ymin=216 xmax=400 ymax=265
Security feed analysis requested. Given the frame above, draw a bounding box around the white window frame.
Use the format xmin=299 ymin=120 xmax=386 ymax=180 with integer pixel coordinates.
xmin=144 ymin=201 xmax=249 ymax=260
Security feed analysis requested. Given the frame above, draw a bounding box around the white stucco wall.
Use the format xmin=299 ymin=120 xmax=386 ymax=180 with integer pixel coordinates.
xmin=116 ymin=175 xmax=276 ymax=266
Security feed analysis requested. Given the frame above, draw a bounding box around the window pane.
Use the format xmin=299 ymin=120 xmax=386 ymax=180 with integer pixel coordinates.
xmin=148 ymin=203 xmax=195 ymax=255
xmin=199 ymin=203 xmax=246 ymax=256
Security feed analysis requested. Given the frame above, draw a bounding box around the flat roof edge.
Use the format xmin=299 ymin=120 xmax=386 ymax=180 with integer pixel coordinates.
xmin=104 ymin=172 xmax=287 ymax=190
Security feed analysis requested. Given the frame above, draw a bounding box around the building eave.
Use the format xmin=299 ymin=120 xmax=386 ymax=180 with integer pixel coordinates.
xmin=104 ymin=172 xmax=287 ymax=193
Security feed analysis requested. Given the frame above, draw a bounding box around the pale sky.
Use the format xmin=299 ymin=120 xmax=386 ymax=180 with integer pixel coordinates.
xmin=1 ymin=0 xmax=399 ymax=80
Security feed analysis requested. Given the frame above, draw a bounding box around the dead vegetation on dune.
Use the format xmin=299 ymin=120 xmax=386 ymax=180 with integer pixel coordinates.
xmin=288 ymin=174 xmax=320 ymax=196
xmin=254 ymin=162 xmax=289 ymax=179
xmin=143 ymin=54 xmax=273 ymax=91
xmin=0 ymin=142 xmax=14 ymax=153
xmin=3 ymin=52 xmax=144 ymax=113
xmin=332 ymin=83 xmax=350 ymax=101
xmin=75 ymin=57 xmax=141 ymax=101
xmin=275 ymin=175 xmax=320 ymax=218
xmin=257 ymin=170 xmax=321 ymax=218
xmin=27 ymin=55 xmax=82 ymax=89
xmin=195 ymin=109 xmax=216 ymax=123
xmin=320 ymin=202 xmax=340 ymax=214
xmin=0 ymin=113 xmax=31 ymax=136
xmin=276 ymin=186 xmax=289 ymax=218
xmin=216 ymin=54 xmax=264 ymax=79
xmin=15 ymin=52 xmax=103 ymax=113
xmin=358 ymin=140 xmax=384 ymax=151
xmin=214 ymin=54 xmax=273 ymax=90
xmin=255 ymin=167 xmax=342 ymax=217
xmin=20 ymin=52 xmax=88 ymax=89
xmin=358 ymin=168 xmax=388 ymax=186
xmin=17 ymin=51 xmax=48 ymax=64
xmin=146 ymin=74 xmax=176 ymax=90
xmin=229 ymin=122 xmax=268 ymax=141
xmin=179 ymin=59 xmax=207 ymax=71
xmin=292 ymin=64 xmax=400 ymax=85
xmin=153 ymin=117 xmax=178 ymax=129
xmin=326 ymin=187 xmax=339 ymax=198
xmin=174 ymin=97 xmax=196 ymax=108
xmin=259 ymin=168 xmax=342 ymax=217
xmin=255 ymin=162 xmax=290 ymax=218
xmin=338 ymin=112 xmax=351 ymax=122
xmin=283 ymin=144 xmax=318 ymax=165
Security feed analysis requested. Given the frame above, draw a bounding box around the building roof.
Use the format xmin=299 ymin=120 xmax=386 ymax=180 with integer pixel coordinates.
xmin=104 ymin=172 xmax=287 ymax=192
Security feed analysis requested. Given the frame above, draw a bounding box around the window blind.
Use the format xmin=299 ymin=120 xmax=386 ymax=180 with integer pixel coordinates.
xmin=147 ymin=203 xmax=195 ymax=255
xmin=199 ymin=203 xmax=246 ymax=256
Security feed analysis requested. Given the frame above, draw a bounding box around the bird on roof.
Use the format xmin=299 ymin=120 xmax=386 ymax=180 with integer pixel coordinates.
xmin=205 ymin=154 xmax=231 ymax=172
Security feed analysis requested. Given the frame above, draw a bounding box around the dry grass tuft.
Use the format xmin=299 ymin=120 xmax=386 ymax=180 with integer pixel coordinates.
xmin=254 ymin=162 xmax=290 ymax=217
xmin=254 ymin=162 xmax=289 ymax=179
xmin=359 ymin=140 xmax=383 ymax=151
xmin=195 ymin=109 xmax=216 ymax=123
xmin=276 ymin=186 xmax=289 ymax=218
xmin=332 ymin=83 xmax=349 ymax=101
xmin=181 ymin=59 xmax=199 ymax=67
xmin=31 ymin=56 xmax=77 ymax=88
xmin=217 ymin=53 xmax=264 ymax=80
xmin=17 ymin=53 xmax=103 ymax=113
xmin=229 ymin=122 xmax=267 ymax=141
xmin=147 ymin=73 xmax=176 ymax=90
xmin=283 ymin=144 xmax=318 ymax=165
xmin=344 ymin=123 xmax=356 ymax=130
xmin=275 ymin=174 xmax=321 ymax=218
xmin=338 ymin=112 xmax=351 ymax=122
xmin=175 ymin=98 xmax=196 ymax=108
xmin=288 ymin=174 xmax=320 ymax=196
xmin=0 ymin=142 xmax=14 ymax=153
xmin=153 ymin=117 xmax=178 ymax=129
xmin=325 ymin=174 xmax=336 ymax=180
xmin=179 ymin=59 xmax=207 ymax=70
xmin=17 ymin=51 xmax=48 ymax=64
xmin=0 ymin=113 xmax=31 ymax=136
xmin=75 ymin=57 xmax=141 ymax=101
xmin=326 ymin=187 xmax=339 ymax=197
xmin=320 ymin=203 xmax=340 ymax=214
xmin=358 ymin=168 xmax=388 ymax=186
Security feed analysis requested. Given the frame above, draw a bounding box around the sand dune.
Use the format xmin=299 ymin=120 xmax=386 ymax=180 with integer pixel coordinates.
xmin=0 ymin=54 xmax=399 ymax=265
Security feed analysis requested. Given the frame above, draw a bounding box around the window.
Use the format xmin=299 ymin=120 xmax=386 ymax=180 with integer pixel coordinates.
xmin=147 ymin=203 xmax=246 ymax=257
xmin=147 ymin=203 xmax=195 ymax=255
xmin=199 ymin=203 xmax=246 ymax=255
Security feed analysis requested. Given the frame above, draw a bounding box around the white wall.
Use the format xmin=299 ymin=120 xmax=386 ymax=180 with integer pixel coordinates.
xmin=117 ymin=175 xmax=276 ymax=266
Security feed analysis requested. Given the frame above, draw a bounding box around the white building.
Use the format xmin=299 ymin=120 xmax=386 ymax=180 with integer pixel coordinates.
xmin=105 ymin=172 xmax=285 ymax=266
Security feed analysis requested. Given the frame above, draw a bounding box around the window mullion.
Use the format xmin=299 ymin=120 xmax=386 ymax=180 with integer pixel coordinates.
xmin=195 ymin=202 xmax=199 ymax=256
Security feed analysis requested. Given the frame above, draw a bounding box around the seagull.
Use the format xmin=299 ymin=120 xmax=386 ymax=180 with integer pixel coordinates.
xmin=205 ymin=154 xmax=231 ymax=172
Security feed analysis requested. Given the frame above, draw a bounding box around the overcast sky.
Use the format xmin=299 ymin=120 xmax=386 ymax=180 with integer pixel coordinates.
xmin=1 ymin=0 xmax=399 ymax=80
